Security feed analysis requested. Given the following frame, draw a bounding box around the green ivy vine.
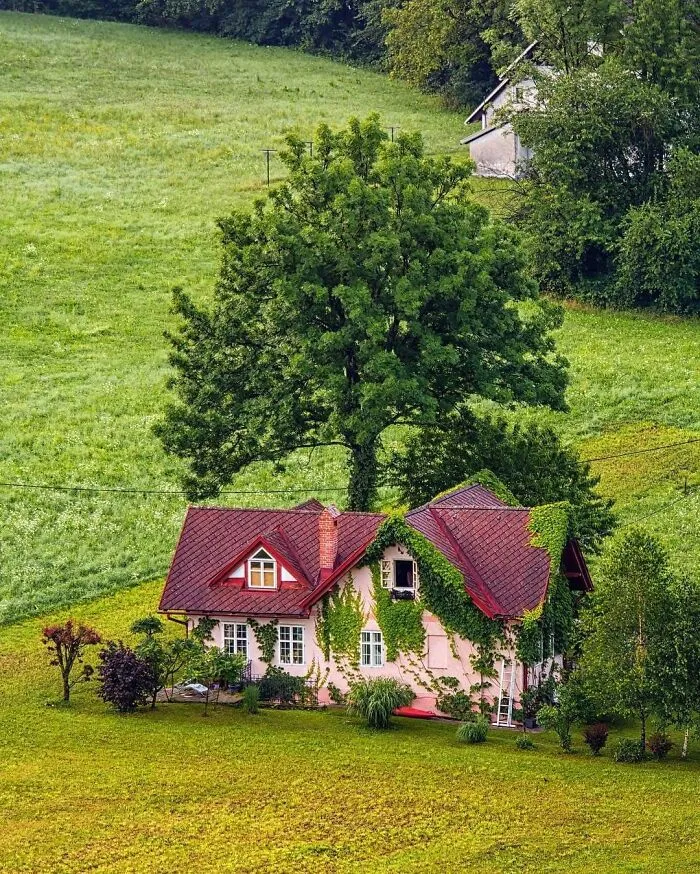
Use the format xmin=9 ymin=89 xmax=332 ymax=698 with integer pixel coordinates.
xmin=247 ymin=618 xmax=278 ymax=663
xmin=314 ymin=577 xmax=365 ymax=669
xmin=362 ymin=514 xmax=503 ymax=651
xmin=369 ymin=563 xmax=425 ymax=661
xmin=516 ymin=502 xmax=576 ymax=664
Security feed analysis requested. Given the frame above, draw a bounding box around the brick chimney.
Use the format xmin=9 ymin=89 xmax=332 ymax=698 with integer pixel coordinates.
xmin=318 ymin=506 xmax=339 ymax=580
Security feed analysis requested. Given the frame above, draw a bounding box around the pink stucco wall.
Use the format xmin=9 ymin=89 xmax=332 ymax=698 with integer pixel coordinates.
xmin=186 ymin=543 xmax=530 ymax=719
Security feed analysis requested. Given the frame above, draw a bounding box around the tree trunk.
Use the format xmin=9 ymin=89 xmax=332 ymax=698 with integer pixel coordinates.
xmin=62 ymin=674 xmax=70 ymax=702
xmin=682 ymin=727 xmax=689 ymax=759
xmin=640 ymin=711 xmax=647 ymax=752
xmin=347 ymin=440 xmax=378 ymax=511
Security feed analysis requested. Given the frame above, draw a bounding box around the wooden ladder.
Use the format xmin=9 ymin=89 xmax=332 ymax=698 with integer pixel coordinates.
xmin=496 ymin=659 xmax=516 ymax=726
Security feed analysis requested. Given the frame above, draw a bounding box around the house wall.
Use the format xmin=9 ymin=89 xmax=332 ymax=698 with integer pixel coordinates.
xmin=186 ymin=543 xmax=530 ymax=720
xmin=470 ymin=78 xmax=537 ymax=178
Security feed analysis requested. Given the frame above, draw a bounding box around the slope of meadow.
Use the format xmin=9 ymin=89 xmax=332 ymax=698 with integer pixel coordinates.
xmin=0 ymin=11 xmax=698 ymax=625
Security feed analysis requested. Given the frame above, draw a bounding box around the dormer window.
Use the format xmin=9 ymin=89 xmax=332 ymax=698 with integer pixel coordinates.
xmin=381 ymin=558 xmax=419 ymax=598
xmin=248 ymin=548 xmax=276 ymax=589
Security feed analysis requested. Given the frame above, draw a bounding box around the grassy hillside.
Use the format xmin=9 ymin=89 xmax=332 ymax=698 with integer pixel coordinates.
xmin=0 ymin=580 xmax=698 ymax=872
xmin=1 ymin=12 xmax=699 ymax=625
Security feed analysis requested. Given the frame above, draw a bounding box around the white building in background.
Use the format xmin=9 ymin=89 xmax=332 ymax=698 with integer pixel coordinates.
xmin=461 ymin=42 xmax=540 ymax=178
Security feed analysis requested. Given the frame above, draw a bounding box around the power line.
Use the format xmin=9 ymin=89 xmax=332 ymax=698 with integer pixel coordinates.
xmin=0 ymin=480 xmax=346 ymax=496
xmin=581 ymin=437 xmax=700 ymax=464
xmin=0 ymin=436 xmax=696 ymax=497
xmin=619 ymin=486 xmax=699 ymax=527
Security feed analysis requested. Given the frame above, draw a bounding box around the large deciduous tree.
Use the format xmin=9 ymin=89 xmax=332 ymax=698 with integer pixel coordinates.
xmin=158 ymin=115 xmax=567 ymax=510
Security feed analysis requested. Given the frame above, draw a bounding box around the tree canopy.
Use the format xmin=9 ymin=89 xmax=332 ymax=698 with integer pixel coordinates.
xmin=158 ymin=115 xmax=567 ymax=510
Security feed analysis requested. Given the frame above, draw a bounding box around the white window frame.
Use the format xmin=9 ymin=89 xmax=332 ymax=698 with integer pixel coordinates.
xmin=223 ymin=622 xmax=249 ymax=657
xmin=361 ymin=630 xmax=384 ymax=667
xmin=248 ymin=548 xmax=277 ymax=589
xmin=380 ymin=559 xmax=392 ymax=589
xmin=278 ymin=625 xmax=305 ymax=665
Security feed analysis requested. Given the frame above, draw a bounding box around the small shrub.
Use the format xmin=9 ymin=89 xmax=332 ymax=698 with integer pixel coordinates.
xmin=327 ymin=682 xmax=346 ymax=705
xmin=41 ymin=620 xmax=101 ymax=702
xmin=242 ymin=684 xmax=259 ymax=714
xmin=516 ymin=735 xmax=535 ymax=750
xmin=614 ymin=738 xmax=645 ymax=764
xmin=98 ymin=642 xmax=155 ymax=713
xmin=258 ymin=667 xmax=305 ymax=705
xmin=537 ymin=704 xmax=573 ymax=752
xmin=456 ymin=716 xmax=489 ymax=744
xmin=648 ymin=731 xmax=673 ymax=761
xmin=583 ymin=723 xmax=609 ymax=756
xmin=437 ymin=690 xmax=474 ymax=721
xmin=346 ymin=678 xmax=413 ymax=729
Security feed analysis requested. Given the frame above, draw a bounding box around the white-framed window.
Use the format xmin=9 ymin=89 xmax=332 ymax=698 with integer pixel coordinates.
xmin=223 ymin=623 xmax=248 ymax=657
xmin=361 ymin=630 xmax=384 ymax=667
xmin=248 ymin=548 xmax=276 ymax=589
xmin=381 ymin=558 xmax=419 ymax=591
xmin=279 ymin=625 xmax=305 ymax=665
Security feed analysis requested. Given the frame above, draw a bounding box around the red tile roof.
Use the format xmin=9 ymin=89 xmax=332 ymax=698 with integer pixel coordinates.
xmin=160 ymin=486 xmax=584 ymax=620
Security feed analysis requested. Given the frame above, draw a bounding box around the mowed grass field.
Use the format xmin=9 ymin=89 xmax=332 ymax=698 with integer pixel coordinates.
xmin=1 ymin=9 xmax=699 ymax=629
xmin=1 ymin=580 xmax=698 ymax=873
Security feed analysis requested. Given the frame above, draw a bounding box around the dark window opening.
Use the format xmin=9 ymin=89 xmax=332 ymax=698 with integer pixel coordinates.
xmin=394 ymin=560 xmax=415 ymax=589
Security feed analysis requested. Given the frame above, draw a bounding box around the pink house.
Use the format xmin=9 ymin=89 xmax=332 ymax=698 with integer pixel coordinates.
xmin=159 ymin=484 xmax=591 ymax=724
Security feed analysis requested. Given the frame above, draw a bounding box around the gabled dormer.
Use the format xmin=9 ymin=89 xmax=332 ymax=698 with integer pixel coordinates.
xmin=207 ymin=531 xmax=309 ymax=592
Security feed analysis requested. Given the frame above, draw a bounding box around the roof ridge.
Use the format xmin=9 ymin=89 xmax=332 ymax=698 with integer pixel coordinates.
xmin=407 ymin=484 xmax=485 ymax=516
xmin=434 ymin=504 xmax=528 ymax=512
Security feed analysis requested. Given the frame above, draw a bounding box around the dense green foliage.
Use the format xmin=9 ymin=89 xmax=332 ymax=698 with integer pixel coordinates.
xmin=364 ymin=514 xmax=503 ymax=648
xmin=346 ymin=676 xmax=413 ymax=728
xmin=159 ymin=114 xmax=567 ymax=510
xmin=509 ymin=0 xmax=700 ymax=312
xmin=370 ymin=563 xmax=425 ymax=660
xmin=391 ymin=408 xmax=614 ymax=552
xmin=247 ymin=619 xmax=279 ymax=664
xmin=384 ymin=0 xmax=521 ymax=107
xmin=242 ymin=683 xmax=260 ymax=714
xmin=315 ymin=581 xmax=366 ymax=668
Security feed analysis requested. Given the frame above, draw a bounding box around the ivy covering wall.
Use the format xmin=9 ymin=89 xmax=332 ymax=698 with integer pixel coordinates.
xmin=516 ymin=502 xmax=576 ymax=664
xmin=370 ymin=564 xmax=425 ymax=661
xmin=315 ymin=578 xmax=366 ymax=670
xmin=363 ymin=515 xmax=504 ymax=651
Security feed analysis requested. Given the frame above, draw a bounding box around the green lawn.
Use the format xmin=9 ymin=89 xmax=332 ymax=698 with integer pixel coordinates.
xmin=0 ymin=580 xmax=698 ymax=873
xmin=1 ymin=11 xmax=699 ymax=626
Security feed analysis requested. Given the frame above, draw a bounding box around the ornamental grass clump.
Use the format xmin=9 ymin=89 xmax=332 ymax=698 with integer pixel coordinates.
xmin=347 ymin=678 xmax=413 ymax=729
xmin=456 ymin=716 xmax=489 ymax=744
xmin=242 ymin=684 xmax=260 ymax=715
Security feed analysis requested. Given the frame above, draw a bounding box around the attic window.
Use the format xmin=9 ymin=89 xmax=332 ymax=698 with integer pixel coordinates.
xmin=380 ymin=559 xmax=419 ymax=592
xmin=248 ymin=548 xmax=276 ymax=589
